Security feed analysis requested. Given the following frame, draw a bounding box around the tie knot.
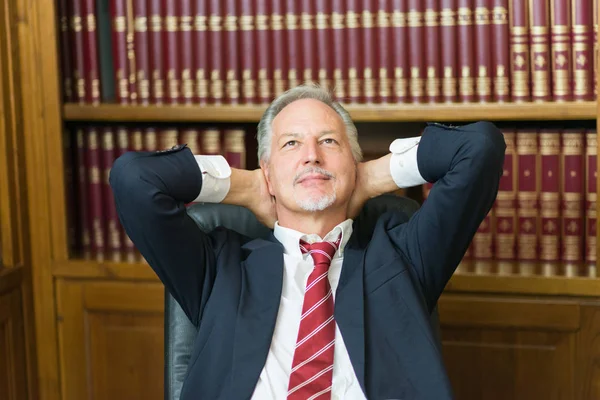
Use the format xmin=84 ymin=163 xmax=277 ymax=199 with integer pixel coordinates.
xmin=299 ymin=235 xmax=341 ymax=269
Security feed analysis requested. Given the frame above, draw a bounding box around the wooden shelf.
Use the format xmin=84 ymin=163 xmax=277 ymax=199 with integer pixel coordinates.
xmin=63 ymin=101 xmax=598 ymax=123
xmin=53 ymin=258 xmax=158 ymax=281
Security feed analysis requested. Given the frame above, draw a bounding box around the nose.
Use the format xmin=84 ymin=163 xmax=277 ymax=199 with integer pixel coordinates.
xmin=303 ymin=138 xmax=322 ymax=165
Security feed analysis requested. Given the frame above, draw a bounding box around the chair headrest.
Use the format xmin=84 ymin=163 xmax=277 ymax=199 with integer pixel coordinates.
xmin=186 ymin=194 xmax=420 ymax=238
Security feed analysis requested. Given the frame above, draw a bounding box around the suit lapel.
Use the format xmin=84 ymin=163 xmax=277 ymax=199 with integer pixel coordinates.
xmin=335 ymin=242 xmax=367 ymax=393
xmin=230 ymin=235 xmax=284 ymax=399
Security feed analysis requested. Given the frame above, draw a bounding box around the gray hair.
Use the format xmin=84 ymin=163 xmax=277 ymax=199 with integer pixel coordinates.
xmin=256 ymin=84 xmax=363 ymax=163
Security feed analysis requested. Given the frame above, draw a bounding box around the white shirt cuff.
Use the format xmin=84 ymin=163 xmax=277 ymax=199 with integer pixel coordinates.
xmin=193 ymin=155 xmax=231 ymax=203
xmin=389 ymin=137 xmax=428 ymax=188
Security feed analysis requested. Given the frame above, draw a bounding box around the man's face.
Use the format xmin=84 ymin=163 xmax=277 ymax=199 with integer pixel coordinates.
xmin=262 ymin=99 xmax=357 ymax=214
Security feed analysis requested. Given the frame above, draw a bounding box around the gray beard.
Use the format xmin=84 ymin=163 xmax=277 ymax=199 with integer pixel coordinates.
xmin=295 ymin=192 xmax=336 ymax=212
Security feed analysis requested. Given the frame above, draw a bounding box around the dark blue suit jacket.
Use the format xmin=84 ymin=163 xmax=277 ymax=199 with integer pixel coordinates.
xmin=110 ymin=121 xmax=505 ymax=399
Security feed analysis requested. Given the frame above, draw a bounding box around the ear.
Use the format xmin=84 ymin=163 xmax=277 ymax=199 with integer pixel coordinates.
xmin=260 ymin=160 xmax=276 ymax=197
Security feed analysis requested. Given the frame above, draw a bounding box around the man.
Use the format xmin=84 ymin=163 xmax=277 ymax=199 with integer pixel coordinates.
xmin=110 ymin=84 xmax=505 ymax=399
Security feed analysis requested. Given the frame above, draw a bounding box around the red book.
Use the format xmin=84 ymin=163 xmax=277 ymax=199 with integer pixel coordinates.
xmin=529 ymin=0 xmax=551 ymax=101
xmin=361 ymin=0 xmax=377 ymax=103
xmin=585 ymin=131 xmax=597 ymax=276
xmin=286 ymin=0 xmax=301 ymax=90
xmin=82 ymin=0 xmax=100 ymax=104
xmin=457 ymin=0 xmax=475 ymax=102
xmin=100 ymin=127 xmax=122 ymax=261
xmin=316 ymin=0 xmax=332 ymax=92
xmin=164 ymin=0 xmax=180 ymax=103
xmin=539 ymin=130 xmax=561 ymax=276
xmin=509 ymin=0 xmax=530 ymax=101
xmin=70 ymin=0 xmax=87 ymax=102
xmin=223 ymin=129 xmax=247 ymax=169
xmin=180 ymin=0 xmax=195 ymax=104
xmin=192 ymin=0 xmax=209 ymax=104
xmin=331 ymin=0 xmax=347 ymax=101
xmin=550 ymin=0 xmax=572 ymax=101
xmin=572 ymin=0 xmax=594 ymax=101
xmin=223 ymin=0 xmax=240 ymax=104
xmin=474 ymin=0 xmax=492 ymax=102
xmin=472 ymin=211 xmax=494 ymax=273
xmin=346 ymin=0 xmax=363 ymax=103
xmin=440 ymin=0 xmax=457 ymax=102
xmin=494 ymin=130 xmax=517 ymax=271
xmin=129 ymin=127 xmax=144 ymax=151
xmin=208 ymin=0 xmax=224 ymax=103
xmin=490 ymin=0 xmax=510 ymax=101
xmin=300 ymin=0 xmax=316 ymax=86
xmin=159 ymin=128 xmax=180 ymax=149
xmin=179 ymin=127 xmax=201 ymax=154
xmin=516 ymin=131 xmax=539 ymax=271
xmin=148 ymin=0 xmax=164 ymax=104
xmin=75 ymin=128 xmax=90 ymax=258
xmin=133 ymin=0 xmax=150 ymax=104
xmin=58 ymin=0 xmax=74 ymax=101
xmin=561 ymin=130 xmax=585 ymax=277
xmin=271 ymin=0 xmax=287 ymax=97
xmin=200 ymin=128 xmax=222 ymax=155
xmin=376 ymin=0 xmax=392 ymax=103
xmin=594 ymin=0 xmax=598 ymax=98
xmin=424 ymin=0 xmax=441 ymax=103
xmin=407 ymin=0 xmax=425 ymax=103
xmin=86 ymin=126 xmax=105 ymax=261
xmin=115 ymin=127 xmax=137 ymax=262
xmin=240 ymin=0 xmax=257 ymax=103
xmin=256 ymin=0 xmax=271 ymax=102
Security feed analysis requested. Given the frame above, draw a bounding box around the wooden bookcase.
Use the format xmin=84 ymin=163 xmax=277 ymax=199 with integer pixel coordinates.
xmin=5 ymin=0 xmax=600 ymax=399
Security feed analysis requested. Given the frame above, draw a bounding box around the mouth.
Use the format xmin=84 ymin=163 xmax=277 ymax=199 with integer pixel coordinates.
xmin=296 ymin=174 xmax=331 ymax=184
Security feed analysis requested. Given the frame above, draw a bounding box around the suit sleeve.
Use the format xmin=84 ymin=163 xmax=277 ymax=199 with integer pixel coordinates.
xmin=109 ymin=145 xmax=225 ymax=325
xmin=391 ymin=122 xmax=506 ymax=310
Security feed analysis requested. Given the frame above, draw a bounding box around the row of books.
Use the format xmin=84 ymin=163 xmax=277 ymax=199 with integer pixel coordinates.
xmin=425 ymin=128 xmax=596 ymax=278
xmin=57 ymin=0 xmax=598 ymax=106
xmin=65 ymin=124 xmax=249 ymax=262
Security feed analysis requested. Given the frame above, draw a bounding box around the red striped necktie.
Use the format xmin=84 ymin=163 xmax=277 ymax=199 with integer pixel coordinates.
xmin=287 ymin=235 xmax=342 ymax=400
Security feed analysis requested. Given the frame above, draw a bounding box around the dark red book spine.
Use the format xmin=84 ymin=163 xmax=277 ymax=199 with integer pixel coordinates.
xmin=71 ymin=0 xmax=87 ymax=102
xmin=179 ymin=127 xmax=200 ymax=154
xmin=129 ymin=127 xmax=144 ymax=151
xmin=133 ymin=0 xmax=150 ymax=104
xmin=300 ymin=0 xmax=316 ymax=87
xmin=223 ymin=0 xmax=240 ymax=104
xmin=159 ymin=128 xmax=180 ymax=149
xmin=58 ymin=0 xmax=74 ymax=102
xmin=509 ymin=0 xmax=530 ymax=101
xmin=407 ymin=0 xmax=425 ymax=103
xmin=539 ymin=130 xmax=561 ymax=275
xmin=148 ymin=0 xmax=164 ymax=104
xmin=164 ymin=0 xmax=180 ymax=103
xmin=126 ymin=0 xmax=137 ymax=103
xmin=286 ymin=0 xmax=301 ymax=90
xmin=271 ymin=0 xmax=287 ymax=96
xmin=494 ymin=130 xmax=517 ymax=268
xmin=346 ymin=0 xmax=363 ymax=102
xmin=331 ymin=0 xmax=347 ymax=101
xmin=223 ymin=129 xmax=247 ymax=169
xmin=361 ymin=0 xmax=377 ymax=103
xmin=115 ymin=127 xmax=137 ymax=262
xmin=192 ymin=0 xmax=209 ymax=104
xmin=179 ymin=0 xmax=195 ymax=104
xmin=256 ymin=0 xmax=271 ymax=102
xmin=594 ymin=0 xmax=598 ymax=98
xmin=101 ymin=128 xmax=122 ymax=261
xmin=316 ymin=0 xmax=332 ymax=92
xmin=516 ymin=131 xmax=539 ymax=265
xmin=240 ymin=1 xmax=257 ymax=103
xmin=440 ymin=0 xmax=457 ymax=102
xmin=474 ymin=0 xmax=492 ymax=102
xmin=86 ymin=127 xmax=105 ymax=261
xmin=376 ymin=0 xmax=392 ymax=103
xmin=529 ymin=0 xmax=551 ymax=101
xmin=144 ymin=127 xmax=159 ymax=151
xmin=82 ymin=0 xmax=100 ymax=103
xmin=457 ymin=0 xmax=475 ymax=102
xmin=200 ymin=128 xmax=222 ymax=155
xmin=208 ymin=0 xmax=224 ymax=103
xmin=550 ymin=0 xmax=572 ymax=101
xmin=561 ymin=130 xmax=585 ymax=276
xmin=585 ymin=131 xmax=597 ymax=275
xmin=491 ymin=0 xmax=510 ymax=101
xmin=424 ymin=0 xmax=441 ymax=103
xmin=75 ymin=128 xmax=90 ymax=258
xmin=572 ymin=0 xmax=594 ymax=101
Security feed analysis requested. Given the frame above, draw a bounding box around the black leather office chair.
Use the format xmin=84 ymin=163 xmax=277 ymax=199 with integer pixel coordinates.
xmin=164 ymin=195 xmax=441 ymax=400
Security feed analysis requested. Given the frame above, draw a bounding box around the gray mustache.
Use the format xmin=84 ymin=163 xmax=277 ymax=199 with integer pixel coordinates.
xmin=294 ymin=167 xmax=335 ymax=184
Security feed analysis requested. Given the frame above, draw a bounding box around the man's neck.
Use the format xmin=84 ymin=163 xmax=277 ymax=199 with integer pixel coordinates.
xmin=276 ymin=206 xmax=349 ymax=238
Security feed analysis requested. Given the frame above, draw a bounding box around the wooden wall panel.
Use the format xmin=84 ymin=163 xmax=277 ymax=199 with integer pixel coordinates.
xmin=0 ymin=285 xmax=28 ymax=400
xmin=56 ymin=280 xmax=164 ymax=400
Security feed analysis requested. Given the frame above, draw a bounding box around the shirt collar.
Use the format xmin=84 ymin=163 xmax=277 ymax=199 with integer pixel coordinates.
xmin=273 ymin=219 xmax=354 ymax=259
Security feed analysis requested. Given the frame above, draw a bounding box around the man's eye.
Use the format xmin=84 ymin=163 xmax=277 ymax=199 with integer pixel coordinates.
xmin=322 ymin=138 xmax=337 ymax=144
xmin=284 ymin=140 xmax=297 ymax=147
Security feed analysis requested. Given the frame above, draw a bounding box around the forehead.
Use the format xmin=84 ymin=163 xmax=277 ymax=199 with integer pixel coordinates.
xmin=271 ymin=99 xmax=345 ymax=137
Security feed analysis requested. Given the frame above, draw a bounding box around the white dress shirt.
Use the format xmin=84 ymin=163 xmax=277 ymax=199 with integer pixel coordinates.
xmin=190 ymin=137 xmax=426 ymax=399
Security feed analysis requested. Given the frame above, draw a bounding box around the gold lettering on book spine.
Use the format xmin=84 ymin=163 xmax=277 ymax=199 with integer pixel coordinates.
xmin=394 ymin=68 xmax=407 ymax=99
xmin=150 ymin=15 xmax=164 ymax=101
xmin=426 ymin=67 xmax=439 ymax=98
xmin=242 ymin=14 xmax=257 ymax=97
xmin=333 ymin=69 xmax=345 ymax=99
xmin=410 ymin=67 xmax=423 ymax=99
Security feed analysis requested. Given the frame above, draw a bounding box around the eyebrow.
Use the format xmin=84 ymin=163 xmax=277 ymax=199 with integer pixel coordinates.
xmin=278 ymin=130 xmax=338 ymax=140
